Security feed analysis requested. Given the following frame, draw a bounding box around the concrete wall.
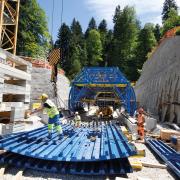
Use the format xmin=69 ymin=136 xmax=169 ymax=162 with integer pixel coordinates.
xmin=135 ymin=36 xmax=180 ymax=124
xmin=30 ymin=67 xmax=70 ymax=109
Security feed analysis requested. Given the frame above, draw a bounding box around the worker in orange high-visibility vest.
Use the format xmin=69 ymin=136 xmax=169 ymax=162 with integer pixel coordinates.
xmin=137 ymin=108 xmax=145 ymax=140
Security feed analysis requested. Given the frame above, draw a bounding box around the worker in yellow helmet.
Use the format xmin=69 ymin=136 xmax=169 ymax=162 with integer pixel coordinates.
xmin=74 ymin=112 xmax=81 ymax=127
xmin=30 ymin=93 xmax=63 ymax=139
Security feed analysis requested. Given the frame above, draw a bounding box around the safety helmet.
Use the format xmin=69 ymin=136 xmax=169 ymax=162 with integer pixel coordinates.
xmin=75 ymin=112 xmax=79 ymax=115
xmin=39 ymin=93 xmax=48 ymax=100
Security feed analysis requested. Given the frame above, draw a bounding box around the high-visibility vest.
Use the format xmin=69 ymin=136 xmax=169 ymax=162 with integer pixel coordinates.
xmin=44 ymin=99 xmax=59 ymax=118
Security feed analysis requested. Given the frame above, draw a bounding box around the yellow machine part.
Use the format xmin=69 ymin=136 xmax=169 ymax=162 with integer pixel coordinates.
xmin=96 ymin=106 xmax=113 ymax=117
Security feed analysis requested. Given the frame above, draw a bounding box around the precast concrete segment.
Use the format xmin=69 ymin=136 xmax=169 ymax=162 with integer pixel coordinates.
xmin=0 ymin=152 xmax=133 ymax=175
xmin=0 ymin=123 xmax=136 ymax=162
xmin=146 ymin=138 xmax=180 ymax=178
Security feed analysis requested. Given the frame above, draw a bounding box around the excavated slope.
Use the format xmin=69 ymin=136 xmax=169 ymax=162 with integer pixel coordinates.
xmin=135 ymin=36 xmax=180 ymax=123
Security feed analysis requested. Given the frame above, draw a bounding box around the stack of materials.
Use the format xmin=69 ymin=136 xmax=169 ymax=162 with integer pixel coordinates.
xmin=146 ymin=138 xmax=180 ymax=178
xmin=0 ymin=123 xmax=136 ymax=175
xmin=160 ymin=129 xmax=180 ymax=141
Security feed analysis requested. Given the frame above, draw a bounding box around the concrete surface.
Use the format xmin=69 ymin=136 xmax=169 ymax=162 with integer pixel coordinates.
xmin=135 ymin=36 xmax=180 ymax=124
xmin=30 ymin=67 xmax=70 ymax=109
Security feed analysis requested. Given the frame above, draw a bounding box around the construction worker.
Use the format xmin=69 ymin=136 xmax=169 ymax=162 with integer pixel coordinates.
xmin=137 ymin=108 xmax=145 ymax=140
xmin=74 ymin=112 xmax=81 ymax=127
xmin=30 ymin=93 xmax=63 ymax=139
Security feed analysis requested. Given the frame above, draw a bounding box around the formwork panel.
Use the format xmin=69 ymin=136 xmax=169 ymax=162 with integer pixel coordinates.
xmin=0 ymin=123 xmax=136 ymax=162
xmin=0 ymin=152 xmax=133 ymax=175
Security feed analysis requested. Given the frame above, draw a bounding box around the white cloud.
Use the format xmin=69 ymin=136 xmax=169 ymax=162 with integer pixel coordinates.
xmin=85 ymin=0 xmax=180 ymax=27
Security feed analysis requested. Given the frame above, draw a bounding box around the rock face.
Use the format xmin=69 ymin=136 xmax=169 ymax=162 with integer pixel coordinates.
xmin=30 ymin=67 xmax=70 ymax=109
xmin=135 ymin=36 xmax=180 ymax=124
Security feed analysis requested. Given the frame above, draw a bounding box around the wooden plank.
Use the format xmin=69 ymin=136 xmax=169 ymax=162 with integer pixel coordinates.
xmin=0 ymin=165 xmax=7 ymax=177
xmin=0 ymin=48 xmax=30 ymax=66
xmin=0 ymin=63 xmax=31 ymax=80
xmin=13 ymin=169 xmax=24 ymax=180
xmin=160 ymin=129 xmax=180 ymax=141
xmin=142 ymin=162 xmax=167 ymax=169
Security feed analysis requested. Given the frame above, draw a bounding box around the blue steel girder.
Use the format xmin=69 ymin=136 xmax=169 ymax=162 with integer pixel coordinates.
xmin=69 ymin=67 xmax=137 ymax=115
xmin=146 ymin=138 xmax=180 ymax=178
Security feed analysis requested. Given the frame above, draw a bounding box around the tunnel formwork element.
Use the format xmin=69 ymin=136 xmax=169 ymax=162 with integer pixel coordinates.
xmin=68 ymin=67 xmax=137 ymax=116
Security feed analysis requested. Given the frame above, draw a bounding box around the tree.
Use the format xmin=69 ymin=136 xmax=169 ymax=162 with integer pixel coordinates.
xmin=86 ymin=30 xmax=103 ymax=66
xmin=71 ymin=19 xmax=87 ymax=66
xmin=135 ymin=24 xmax=157 ymax=71
xmin=162 ymin=0 xmax=178 ymax=22
xmin=55 ymin=23 xmax=71 ymax=73
xmin=98 ymin=19 xmax=108 ymax=66
xmin=85 ymin=17 xmax=97 ymax=37
xmin=163 ymin=9 xmax=180 ymax=33
xmin=111 ymin=6 xmax=139 ymax=80
xmin=154 ymin=24 xmax=162 ymax=42
xmin=68 ymin=45 xmax=81 ymax=79
xmin=98 ymin=19 xmax=108 ymax=33
xmin=17 ymin=0 xmax=50 ymax=58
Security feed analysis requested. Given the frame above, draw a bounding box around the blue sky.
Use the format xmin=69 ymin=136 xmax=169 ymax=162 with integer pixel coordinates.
xmin=37 ymin=0 xmax=180 ymax=41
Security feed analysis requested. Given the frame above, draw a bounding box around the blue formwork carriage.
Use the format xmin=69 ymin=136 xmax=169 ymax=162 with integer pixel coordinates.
xmin=68 ymin=67 xmax=137 ymax=116
xmin=0 ymin=123 xmax=136 ymax=162
xmin=146 ymin=138 xmax=180 ymax=178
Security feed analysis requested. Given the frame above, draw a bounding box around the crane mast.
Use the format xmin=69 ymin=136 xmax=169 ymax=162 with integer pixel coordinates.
xmin=0 ymin=0 xmax=20 ymax=55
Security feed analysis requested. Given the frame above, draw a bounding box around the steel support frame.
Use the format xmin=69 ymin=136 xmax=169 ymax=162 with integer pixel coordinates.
xmin=69 ymin=67 xmax=137 ymax=116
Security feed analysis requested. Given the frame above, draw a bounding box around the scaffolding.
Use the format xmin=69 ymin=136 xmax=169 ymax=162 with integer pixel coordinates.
xmin=0 ymin=0 xmax=20 ymax=55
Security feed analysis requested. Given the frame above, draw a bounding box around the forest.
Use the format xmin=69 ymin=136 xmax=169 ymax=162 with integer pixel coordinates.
xmin=16 ymin=0 xmax=180 ymax=81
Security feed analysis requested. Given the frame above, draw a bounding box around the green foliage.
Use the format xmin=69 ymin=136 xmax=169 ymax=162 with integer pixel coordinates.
xmin=55 ymin=23 xmax=71 ymax=73
xmin=176 ymin=29 xmax=180 ymax=35
xmin=153 ymin=24 xmax=162 ymax=42
xmin=98 ymin=19 xmax=108 ymax=33
xmin=135 ymin=24 xmax=157 ymax=70
xmin=68 ymin=46 xmax=81 ymax=79
xmin=162 ymin=0 xmax=178 ymax=22
xmin=98 ymin=20 xmax=109 ymax=66
xmin=85 ymin=17 xmax=97 ymax=37
xmin=163 ymin=9 xmax=180 ymax=33
xmin=86 ymin=30 xmax=103 ymax=66
xmin=71 ymin=19 xmax=87 ymax=67
xmin=17 ymin=0 xmax=50 ymax=58
xmin=111 ymin=6 xmax=139 ymax=80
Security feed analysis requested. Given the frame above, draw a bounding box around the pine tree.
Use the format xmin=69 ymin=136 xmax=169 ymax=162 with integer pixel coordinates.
xmin=17 ymin=0 xmax=50 ymax=58
xmin=111 ymin=6 xmax=139 ymax=80
xmin=162 ymin=0 xmax=178 ymax=22
xmin=86 ymin=30 xmax=102 ymax=66
xmin=153 ymin=24 xmax=162 ymax=42
xmin=70 ymin=19 xmax=87 ymax=67
xmin=98 ymin=19 xmax=108 ymax=66
xmin=55 ymin=23 xmax=71 ymax=74
xmin=98 ymin=19 xmax=107 ymax=33
xmin=85 ymin=17 xmax=97 ymax=37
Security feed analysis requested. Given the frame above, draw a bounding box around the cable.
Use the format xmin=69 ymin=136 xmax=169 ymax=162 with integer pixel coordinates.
xmin=51 ymin=0 xmax=55 ymax=43
xmin=60 ymin=0 xmax=64 ymax=26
